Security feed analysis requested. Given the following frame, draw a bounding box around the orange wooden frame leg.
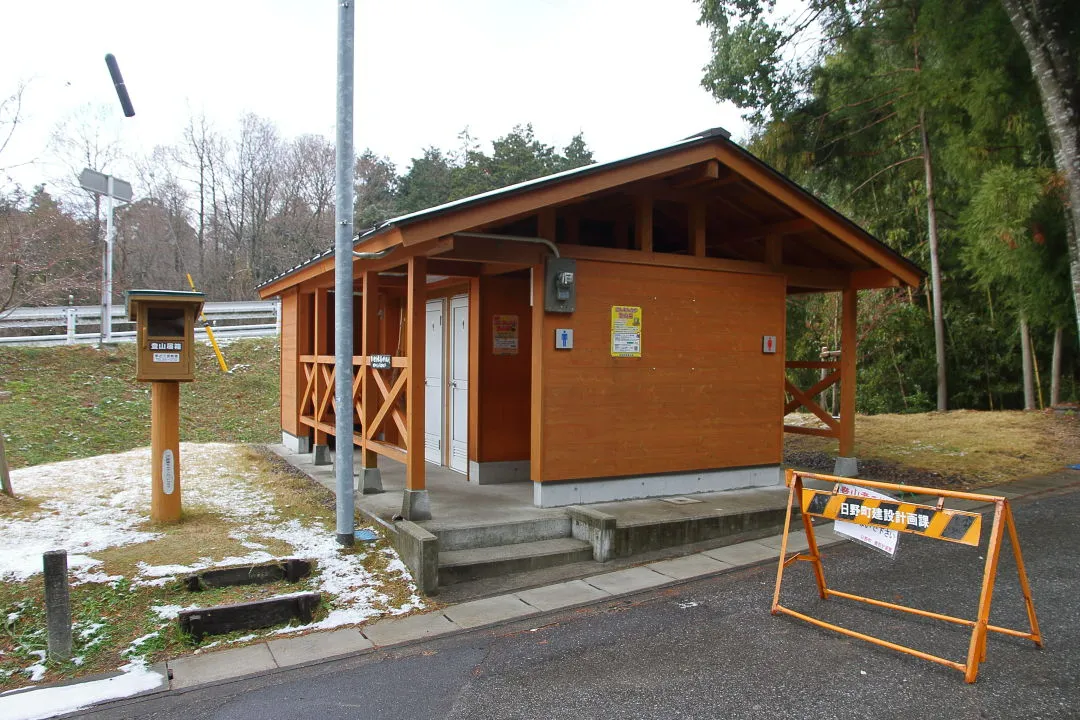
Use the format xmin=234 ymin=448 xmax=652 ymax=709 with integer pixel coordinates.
xmin=964 ymin=501 xmax=1005 ymax=682
xmin=1005 ymin=501 xmax=1042 ymax=647
xmin=771 ymin=470 xmax=799 ymax=613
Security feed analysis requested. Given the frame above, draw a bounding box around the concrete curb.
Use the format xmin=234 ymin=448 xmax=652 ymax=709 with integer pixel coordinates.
xmin=32 ymin=470 xmax=1080 ymax=717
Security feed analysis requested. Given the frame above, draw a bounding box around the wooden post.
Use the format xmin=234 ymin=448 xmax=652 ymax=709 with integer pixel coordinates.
xmin=403 ymin=255 xmax=430 ymax=519
xmin=635 ymin=196 xmax=653 ymax=252
xmin=360 ymin=271 xmax=379 ymax=470
xmin=839 ymin=288 xmax=857 ymax=457
xmin=689 ymin=201 xmax=707 ymax=257
xmin=765 ymin=234 xmax=782 ymax=269
xmin=151 ymin=380 xmax=181 ymax=522
xmin=538 ymin=207 xmax=557 ymax=243
xmin=0 ymin=434 xmax=12 ymax=497
xmin=312 ymin=287 xmax=329 ymax=451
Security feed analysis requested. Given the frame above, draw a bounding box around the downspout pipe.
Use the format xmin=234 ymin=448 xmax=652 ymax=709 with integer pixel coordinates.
xmin=453 ymin=231 xmax=560 ymax=258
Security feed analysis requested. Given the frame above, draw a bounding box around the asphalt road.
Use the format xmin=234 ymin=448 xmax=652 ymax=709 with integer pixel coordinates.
xmin=86 ymin=487 xmax=1080 ymax=720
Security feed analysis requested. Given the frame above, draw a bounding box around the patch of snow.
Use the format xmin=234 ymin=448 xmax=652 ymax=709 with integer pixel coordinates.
xmin=0 ymin=663 xmax=164 ymax=720
xmin=150 ymin=605 xmax=185 ymax=621
xmin=229 ymin=634 xmax=257 ymax=643
xmin=22 ymin=651 xmax=46 ymax=683
xmin=122 ymin=632 xmax=159 ymax=657
xmin=76 ymin=622 xmax=105 ymax=641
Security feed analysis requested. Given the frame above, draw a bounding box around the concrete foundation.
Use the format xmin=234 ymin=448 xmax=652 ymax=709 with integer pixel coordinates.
xmin=833 ymin=456 xmax=859 ymax=477
xmin=400 ymin=489 xmax=432 ymax=521
xmin=468 ymin=460 xmax=530 ymax=485
xmin=281 ymin=430 xmax=311 ymax=454
xmin=356 ymin=467 xmax=383 ymax=495
xmin=312 ymin=444 xmax=332 ymax=466
xmin=533 ymin=465 xmax=782 ymax=507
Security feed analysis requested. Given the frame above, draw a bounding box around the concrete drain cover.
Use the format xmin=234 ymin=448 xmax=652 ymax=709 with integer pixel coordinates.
xmin=661 ymin=496 xmax=703 ymax=505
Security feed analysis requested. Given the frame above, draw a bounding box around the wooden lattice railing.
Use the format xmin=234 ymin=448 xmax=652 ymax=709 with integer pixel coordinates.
xmin=784 ymin=360 xmax=841 ymax=439
xmin=299 ymin=355 xmax=410 ymax=463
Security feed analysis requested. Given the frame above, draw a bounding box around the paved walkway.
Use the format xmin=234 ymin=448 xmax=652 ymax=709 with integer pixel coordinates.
xmin=11 ymin=468 xmax=1080 ymax=717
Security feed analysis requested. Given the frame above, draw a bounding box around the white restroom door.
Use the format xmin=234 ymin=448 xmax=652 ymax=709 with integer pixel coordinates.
xmin=448 ymin=294 xmax=469 ymax=474
xmin=424 ymin=299 xmax=444 ymax=465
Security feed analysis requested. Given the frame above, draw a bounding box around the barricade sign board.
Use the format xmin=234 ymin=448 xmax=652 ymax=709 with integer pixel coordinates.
xmin=803 ymin=487 xmax=982 ymax=547
xmin=772 ymin=469 xmax=1042 ymax=683
xmin=830 ymin=482 xmax=900 ymax=556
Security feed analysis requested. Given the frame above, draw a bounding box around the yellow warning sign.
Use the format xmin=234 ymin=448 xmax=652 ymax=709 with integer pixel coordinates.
xmin=611 ymin=305 xmax=642 ymax=357
xmin=800 ymin=488 xmax=983 ymax=547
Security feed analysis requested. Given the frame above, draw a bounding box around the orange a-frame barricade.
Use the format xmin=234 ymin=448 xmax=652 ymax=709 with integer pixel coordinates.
xmin=772 ymin=469 xmax=1042 ymax=683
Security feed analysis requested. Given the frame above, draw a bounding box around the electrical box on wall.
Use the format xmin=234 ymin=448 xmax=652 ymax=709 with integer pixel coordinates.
xmin=543 ymin=256 xmax=576 ymax=313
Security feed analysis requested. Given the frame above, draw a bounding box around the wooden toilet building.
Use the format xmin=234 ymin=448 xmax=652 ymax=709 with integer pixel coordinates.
xmin=258 ymin=129 xmax=923 ymax=519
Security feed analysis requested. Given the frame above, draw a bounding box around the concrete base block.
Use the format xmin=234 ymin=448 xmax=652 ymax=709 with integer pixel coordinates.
xmin=312 ymin=444 xmax=332 ymax=466
xmin=468 ymin=460 xmax=530 ymax=485
xmin=356 ymin=467 xmax=383 ymax=495
xmin=568 ymin=506 xmax=617 ymax=562
xmin=400 ymin=489 xmax=432 ymax=521
xmin=281 ymin=430 xmax=311 ymax=454
xmin=833 ymin=456 xmax=859 ymax=477
xmin=534 ymin=465 xmax=782 ymax=507
xmin=391 ymin=520 xmax=439 ymax=595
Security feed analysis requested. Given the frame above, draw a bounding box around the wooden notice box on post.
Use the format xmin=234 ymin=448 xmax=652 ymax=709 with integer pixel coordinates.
xmin=125 ymin=290 xmax=204 ymax=523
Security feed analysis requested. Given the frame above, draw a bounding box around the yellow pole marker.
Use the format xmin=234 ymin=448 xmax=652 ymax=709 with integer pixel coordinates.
xmin=186 ymin=273 xmax=229 ymax=373
xmin=150 ymin=380 xmax=181 ymax=522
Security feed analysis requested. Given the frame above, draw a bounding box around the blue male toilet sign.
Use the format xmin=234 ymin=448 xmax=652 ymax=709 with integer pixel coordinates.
xmin=555 ymin=328 xmax=574 ymax=350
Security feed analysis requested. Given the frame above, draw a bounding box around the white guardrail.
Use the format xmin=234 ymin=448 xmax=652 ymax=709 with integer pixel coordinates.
xmin=0 ymin=300 xmax=281 ymax=346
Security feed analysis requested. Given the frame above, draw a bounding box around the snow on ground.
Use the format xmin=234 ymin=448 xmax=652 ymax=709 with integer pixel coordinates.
xmin=0 ymin=664 xmax=164 ymax=720
xmin=2 ymin=442 xmax=422 ymax=702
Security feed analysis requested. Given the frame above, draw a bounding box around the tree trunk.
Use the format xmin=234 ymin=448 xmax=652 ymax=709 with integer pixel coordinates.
xmin=1001 ymin=0 xmax=1080 ymax=345
xmin=1020 ymin=317 xmax=1035 ymax=410
xmin=1051 ymin=325 xmax=1063 ymax=407
xmin=919 ymin=108 xmax=948 ymax=410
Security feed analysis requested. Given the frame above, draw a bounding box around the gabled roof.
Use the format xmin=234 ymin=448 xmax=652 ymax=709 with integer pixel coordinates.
xmin=258 ymin=129 xmax=924 ymax=296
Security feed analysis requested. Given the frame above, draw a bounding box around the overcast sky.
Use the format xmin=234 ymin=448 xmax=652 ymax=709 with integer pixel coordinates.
xmin=0 ymin=0 xmax=746 ymax=194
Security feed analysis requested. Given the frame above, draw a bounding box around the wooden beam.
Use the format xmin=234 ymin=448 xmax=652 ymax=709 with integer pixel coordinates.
xmin=713 ymin=144 xmax=923 ymax=287
xmin=405 ymin=255 xmax=427 ymax=491
xmin=839 ymin=287 xmax=857 ymax=456
xmin=397 ymin=144 xmax=718 ymax=246
xmin=258 ymin=228 xmax=404 ymax=298
xmin=689 ymin=201 xmax=707 ymax=257
xmin=530 ymin=264 xmax=545 ymax=482
xmin=443 ymin=234 xmax=550 ymax=265
xmin=670 ymin=160 xmax=720 ymax=189
xmin=850 ymin=268 xmax=903 ymax=290
xmin=360 ymin=272 xmax=379 ymax=469
xmin=635 ymin=196 xmax=653 ymax=252
xmin=425 ymin=259 xmax=484 ymax=277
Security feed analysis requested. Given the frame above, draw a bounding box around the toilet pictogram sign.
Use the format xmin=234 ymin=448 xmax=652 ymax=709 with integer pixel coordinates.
xmin=763 ymin=335 xmax=777 ymax=354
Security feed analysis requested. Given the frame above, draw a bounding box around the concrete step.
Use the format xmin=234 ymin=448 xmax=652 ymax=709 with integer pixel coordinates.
xmin=438 ymin=537 xmax=593 ymax=586
xmin=428 ymin=516 xmax=572 ymax=552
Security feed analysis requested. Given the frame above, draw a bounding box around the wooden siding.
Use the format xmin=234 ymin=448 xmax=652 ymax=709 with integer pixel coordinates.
xmin=474 ymin=274 xmax=532 ymax=464
xmin=533 ymin=260 xmax=785 ymax=482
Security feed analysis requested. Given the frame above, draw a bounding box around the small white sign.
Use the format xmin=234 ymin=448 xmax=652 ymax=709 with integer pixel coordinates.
xmin=152 ymin=352 xmax=181 ymax=363
xmin=162 ymin=449 xmax=175 ymax=495
xmin=555 ymin=328 xmax=573 ymax=350
xmin=762 ymin=335 xmax=777 ymax=354
xmin=834 ymin=482 xmax=899 ymax=556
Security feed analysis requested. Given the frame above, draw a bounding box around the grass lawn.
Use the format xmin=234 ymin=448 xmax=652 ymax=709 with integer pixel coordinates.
xmin=0 ymin=444 xmax=422 ymax=692
xmin=0 ymin=338 xmax=279 ymax=469
xmin=785 ymin=409 xmax=1080 ymax=486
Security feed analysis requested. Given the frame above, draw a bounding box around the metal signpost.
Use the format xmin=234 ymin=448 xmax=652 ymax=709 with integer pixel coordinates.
xmin=78 ymin=168 xmax=132 ymax=344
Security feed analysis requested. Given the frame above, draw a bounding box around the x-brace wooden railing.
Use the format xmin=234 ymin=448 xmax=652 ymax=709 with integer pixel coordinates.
xmin=784 ymin=360 xmax=841 ymax=440
xmin=298 ymin=354 xmax=411 ymax=465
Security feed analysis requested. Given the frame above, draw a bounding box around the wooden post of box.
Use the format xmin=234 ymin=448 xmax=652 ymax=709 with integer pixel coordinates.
xmin=125 ymin=290 xmax=205 ymax=523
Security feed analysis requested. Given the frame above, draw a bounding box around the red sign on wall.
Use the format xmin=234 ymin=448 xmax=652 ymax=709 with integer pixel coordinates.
xmin=762 ymin=335 xmax=777 ymax=354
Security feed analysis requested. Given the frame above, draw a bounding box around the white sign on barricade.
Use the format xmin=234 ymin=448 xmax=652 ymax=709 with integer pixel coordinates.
xmin=833 ymin=482 xmax=900 ymax=556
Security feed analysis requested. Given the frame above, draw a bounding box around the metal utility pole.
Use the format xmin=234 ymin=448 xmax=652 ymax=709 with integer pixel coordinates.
xmin=334 ymin=0 xmax=356 ymax=546
xmin=78 ymin=169 xmax=132 ymax=344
